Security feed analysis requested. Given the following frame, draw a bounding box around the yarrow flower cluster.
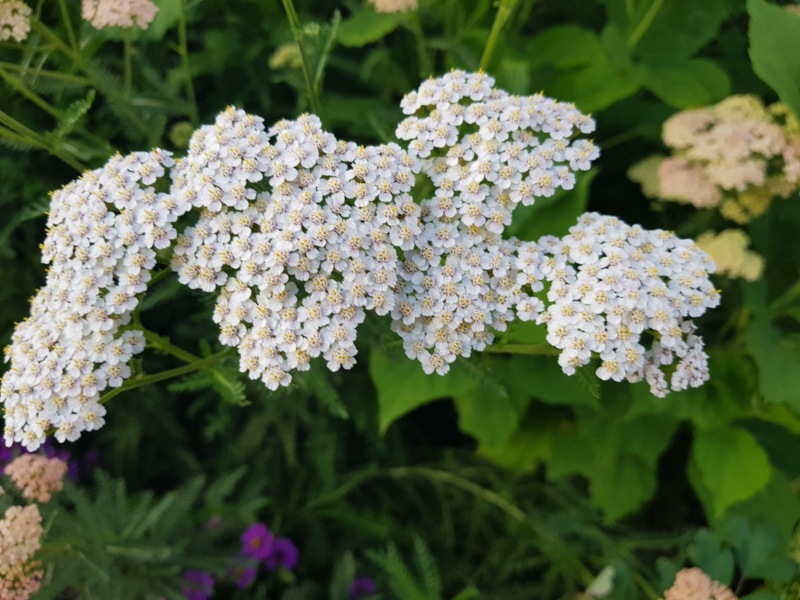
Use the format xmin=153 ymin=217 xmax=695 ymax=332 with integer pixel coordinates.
xmin=1 ymin=150 xmax=190 ymax=450
xmin=4 ymin=453 xmax=67 ymax=502
xmin=81 ymin=0 xmax=158 ymax=30
xmin=1 ymin=72 xmax=722 ymax=449
xmin=368 ymin=0 xmax=418 ymax=12
xmin=696 ymin=229 xmax=764 ymax=282
xmin=661 ymin=568 xmax=737 ymax=600
xmin=392 ymin=70 xmax=598 ymax=374
xmin=523 ymin=213 xmax=719 ymax=397
xmin=630 ymin=95 xmax=800 ymax=224
xmin=0 ymin=0 xmax=31 ymax=42
xmin=0 ymin=504 xmax=43 ymax=600
xmin=172 ymin=107 xmax=420 ymax=389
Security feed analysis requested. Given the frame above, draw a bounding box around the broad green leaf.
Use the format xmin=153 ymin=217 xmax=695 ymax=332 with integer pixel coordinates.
xmin=526 ymin=25 xmax=605 ymax=70
xmin=601 ymin=0 xmax=738 ymax=59
xmin=369 ymin=347 xmax=478 ymax=432
xmin=747 ymin=0 xmax=800 ymax=119
xmin=454 ymin=354 xmax=597 ymax=447
xmin=687 ymin=530 xmax=735 ymax=585
xmin=548 ymin=394 xmax=677 ymax=520
xmin=479 ymin=404 xmax=565 ymax=471
xmin=744 ymin=281 xmax=800 ymax=412
xmin=590 ymin=454 xmax=656 ymax=522
xmin=691 ymin=426 xmax=772 ymax=517
xmin=716 ymin=471 xmax=800 ymax=554
xmin=453 ymin=388 xmax=526 ymax=448
xmin=337 ymin=10 xmax=409 ymax=47
xmin=496 ymin=58 xmax=531 ymax=95
xmin=546 ymin=62 xmax=639 ymax=113
xmin=636 ymin=58 xmax=731 ymax=108
xmin=507 ymin=169 xmax=597 ymax=241
xmin=625 ymin=350 xmax=748 ymax=426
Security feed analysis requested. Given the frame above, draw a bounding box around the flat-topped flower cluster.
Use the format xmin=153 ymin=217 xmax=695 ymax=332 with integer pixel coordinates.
xmin=2 ymin=150 xmax=190 ymax=449
xmin=1 ymin=71 xmax=720 ymax=450
xmin=630 ymin=95 xmax=800 ymax=224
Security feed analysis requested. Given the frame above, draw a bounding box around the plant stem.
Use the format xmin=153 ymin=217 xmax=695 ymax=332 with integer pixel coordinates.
xmin=31 ymin=19 xmax=157 ymax=145
xmin=56 ymin=0 xmax=78 ymax=53
xmin=408 ymin=11 xmax=432 ymax=78
xmin=123 ymin=31 xmax=133 ymax=95
xmin=479 ymin=0 xmax=523 ymax=71
xmin=99 ymin=347 xmax=235 ymax=405
xmin=0 ymin=110 xmax=87 ymax=171
xmin=141 ymin=327 xmax=200 ymax=364
xmin=0 ymin=65 xmax=111 ymax=150
xmin=627 ymin=0 xmax=664 ymax=49
xmin=177 ymin=0 xmax=199 ymax=125
xmin=281 ymin=0 xmax=321 ymax=115
xmin=0 ymin=62 xmax=91 ymax=85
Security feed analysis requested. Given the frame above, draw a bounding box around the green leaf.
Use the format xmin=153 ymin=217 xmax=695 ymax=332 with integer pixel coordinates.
xmin=601 ymin=0 xmax=738 ymax=59
xmin=55 ymin=90 xmax=96 ymax=139
xmin=369 ymin=347 xmax=478 ymax=432
xmin=329 ymin=552 xmax=357 ymax=600
xmin=691 ymin=426 xmax=772 ymax=517
xmin=453 ymin=387 xmax=527 ymax=449
xmin=479 ymin=403 xmax=565 ymax=471
xmin=744 ymin=281 xmax=800 ymax=412
xmin=687 ymin=530 xmax=735 ymax=585
xmin=747 ymin=0 xmax=800 ymax=119
xmin=546 ymin=62 xmax=639 ymax=113
xmin=496 ymin=58 xmax=531 ymax=95
xmin=457 ymin=352 xmax=599 ymax=449
xmin=507 ymin=169 xmax=598 ymax=240
xmin=337 ymin=10 xmax=409 ymax=47
xmin=548 ymin=393 xmax=678 ymax=521
xmin=590 ymin=454 xmax=657 ymax=523
xmin=526 ymin=25 xmax=605 ymax=70
xmin=141 ymin=0 xmax=182 ymax=41
xmin=636 ymin=58 xmax=731 ymax=108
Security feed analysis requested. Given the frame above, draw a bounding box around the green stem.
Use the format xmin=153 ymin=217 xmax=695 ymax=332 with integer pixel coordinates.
xmin=99 ymin=348 xmax=235 ymax=405
xmin=56 ymin=0 xmax=78 ymax=53
xmin=0 ymin=61 xmax=91 ymax=85
xmin=31 ymin=19 xmax=156 ymax=145
xmin=141 ymin=327 xmax=200 ymax=364
xmin=484 ymin=343 xmax=559 ymax=356
xmin=0 ymin=65 xmax=111 ymax=150
xmin=409 ymin=11 xmax=432 ymax=78
xmin=123 ymin=32 xmax=133 ymax=95
xmin=177 ymin=0 xmax=199 ymax=125
xmin=140 ymin=325 xmax=242 ymax=400
xmin=627 ymin=0 xmax=664 ymax=49
xmin=479 ymin=0 xmax=523 ymax=71
xmin=388 ymin=467 xmax=595 ymax=583
xmin=0 ymin=110 xmax=87 ymax=171
xmin=0 ymin=66 xmax=63 ymax=119
xmin=281 ymin=0 xmax=322 ymax=115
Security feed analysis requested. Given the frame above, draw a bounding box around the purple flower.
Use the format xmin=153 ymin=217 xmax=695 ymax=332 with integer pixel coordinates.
xmin=264 ymin=537 xmax=299 ymax=571
xmin=240 ymin=522 xmax=274 ymax=561
xmin=349 ymin=576 xmax=377 ymax=599
xmin=182 ymin=570 xmax=214 ymax=600
xmin=234 ymin=564 xmax=258 ymax=589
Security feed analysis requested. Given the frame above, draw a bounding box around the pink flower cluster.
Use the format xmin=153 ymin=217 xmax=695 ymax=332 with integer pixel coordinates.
xmin=0 ymin=505 xmax=43 ymax=600
xmin=4 ymin=454 xmax=68 ymax=502
xmin=634 ymin=95 xmax=800 ymax=224
xmin=81 ymin=0 xmax=158 ymax=30
xmin=662 ymin=568 xmax=737 ymax=600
